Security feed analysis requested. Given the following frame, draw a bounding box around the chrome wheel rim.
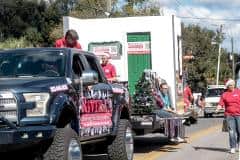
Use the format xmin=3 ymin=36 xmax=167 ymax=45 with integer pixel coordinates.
xmin=125 ymin=127 xmax=134 ymax=160
xmin=68 ymin=138 xmax=82 ymax=160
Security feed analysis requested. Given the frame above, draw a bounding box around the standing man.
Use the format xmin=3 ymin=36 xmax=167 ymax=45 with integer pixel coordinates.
xmin=101 ymin=52 xmax=117 ymax=82
xmin=55 ymin=29 xmax=82 ymax=49
xmin=183 ymin=83 xmax=194 ymax=112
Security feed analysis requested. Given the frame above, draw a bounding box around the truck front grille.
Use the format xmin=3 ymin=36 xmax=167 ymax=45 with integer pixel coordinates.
xmin=0 ymin=92 xmax=17 ymax=122
xmin=0 ymin=98 xmax=16 ymax=105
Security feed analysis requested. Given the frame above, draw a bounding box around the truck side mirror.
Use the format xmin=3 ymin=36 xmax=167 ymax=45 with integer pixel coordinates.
xmin=73 ymin=70 xmax=98 ymax=86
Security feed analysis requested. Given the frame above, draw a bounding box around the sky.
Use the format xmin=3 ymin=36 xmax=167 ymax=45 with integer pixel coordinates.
xmin=151 ymin=0 xmax=240 ymax=53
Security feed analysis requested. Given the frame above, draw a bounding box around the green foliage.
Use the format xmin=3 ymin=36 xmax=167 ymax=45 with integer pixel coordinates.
xmin=0 ymin=0 xmax=161 ymax=47
xmin=0 ymin=37 xmax=33 ymax=49
xmin=0 ymin=0 xmax=62 ymax=47
xmin=24 ymin=27 xmax=43 ymax=47
xmin=182 ymin=24 xmax=232 ymax=93
xmin=115 ymin=0 xmax=160 ymax=17
xmin=70 ymin=0 xmax=160 ymax=18
xmin=70 ymin=0 xmax=118 ymax=18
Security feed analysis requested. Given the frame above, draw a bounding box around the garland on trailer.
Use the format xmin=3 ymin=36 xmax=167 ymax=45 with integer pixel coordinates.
xmin=132 ymin=70 xmax=162 ymax=114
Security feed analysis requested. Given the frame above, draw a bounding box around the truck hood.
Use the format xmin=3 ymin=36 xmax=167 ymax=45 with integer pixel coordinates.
xmin=0 ymin=77 xmax=69 ymax=92
xmin=205 ymin=97 xmax=220 ymax=103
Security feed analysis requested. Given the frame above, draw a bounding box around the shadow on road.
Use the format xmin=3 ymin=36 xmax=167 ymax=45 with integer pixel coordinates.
xmin=193 ymin=146 xmax=229 ymax=153
xmin=134 ymin=135 xmax=181 ymax=154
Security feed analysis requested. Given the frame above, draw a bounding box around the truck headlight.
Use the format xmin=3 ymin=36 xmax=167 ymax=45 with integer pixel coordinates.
xmin=23 ymin=93 xmax=50 ymax=117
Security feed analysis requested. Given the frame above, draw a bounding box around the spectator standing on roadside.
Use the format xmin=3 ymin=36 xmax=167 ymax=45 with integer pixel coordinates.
xmin=216 ymin=79 xmax=240 ymax=154
xmin=184 ymin=83 xmax=194 ymax=112
xmin=55 ymin=29 xmax=82 ymax=49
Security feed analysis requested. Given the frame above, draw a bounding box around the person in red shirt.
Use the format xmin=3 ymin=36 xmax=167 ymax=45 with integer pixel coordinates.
xmin=55 ymin=29 xmax=82 ymax=49
xmin=101 ymin=52 xmax=117 ymax=82
xmin=183 ymin=84 xmax=193 ymax=112
xmin=216 ymin=79 xmax=240 ymax=154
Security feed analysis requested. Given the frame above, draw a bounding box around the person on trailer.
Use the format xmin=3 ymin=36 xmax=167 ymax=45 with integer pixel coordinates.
xmin=55 ymin=29 xmax=82 ymax=49
xmin=154 ymin=82 xmax=186 ymax=143
xmin=101 ymin=52 xmax=117 ymax=82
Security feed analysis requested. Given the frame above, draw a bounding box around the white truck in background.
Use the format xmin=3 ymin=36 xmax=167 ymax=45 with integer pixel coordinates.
xmin=204 ymin=85 xmax=225 ymax=117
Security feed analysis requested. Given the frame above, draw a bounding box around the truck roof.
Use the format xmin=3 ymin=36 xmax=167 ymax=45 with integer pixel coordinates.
xmin=0 ymin=47 xmax=96 ymax=57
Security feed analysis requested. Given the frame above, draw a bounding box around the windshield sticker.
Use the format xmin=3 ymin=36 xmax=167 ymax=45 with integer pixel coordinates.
xmin=50 ymin=84 xmax=68 ymax=93
xmin=112 ymin=87 xmax=124 ymax=94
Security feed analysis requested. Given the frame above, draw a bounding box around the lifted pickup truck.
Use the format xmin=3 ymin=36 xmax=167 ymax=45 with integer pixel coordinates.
xmin=0 ymin=48 xmax=133 ymax=160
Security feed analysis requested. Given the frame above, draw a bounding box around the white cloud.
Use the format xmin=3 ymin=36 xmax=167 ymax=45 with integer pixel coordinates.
xmin=154 ymin=0 xmax=240 ymax=52
xmin=194 ymin=0 xmax=240 ymax=7
xmin=151 ymin=0 xmax=176 ymax=6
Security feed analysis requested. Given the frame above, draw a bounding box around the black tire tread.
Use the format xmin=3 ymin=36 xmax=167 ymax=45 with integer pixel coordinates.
xmin=43 ymin=128 xmax=80 ymax=160
xmin=108 ymin=119 xmax=133 ymax=160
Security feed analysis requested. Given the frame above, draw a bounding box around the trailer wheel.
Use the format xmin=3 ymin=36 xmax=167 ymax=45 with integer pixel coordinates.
xmin=108 ymin=119 xmax=134 ymax=160
xmin=43 ymin=127 xmax=82 ymax=160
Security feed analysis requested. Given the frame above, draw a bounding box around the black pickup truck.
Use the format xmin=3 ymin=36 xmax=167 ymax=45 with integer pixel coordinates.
xmin=0 ymin=48 xmax=133 ymax=160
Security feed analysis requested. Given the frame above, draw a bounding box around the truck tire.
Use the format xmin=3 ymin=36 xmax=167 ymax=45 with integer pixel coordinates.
xmin=43 ymin=127 xmax=82 ymax=160
xmin=108 ymin=119 xmax=134 ymax=160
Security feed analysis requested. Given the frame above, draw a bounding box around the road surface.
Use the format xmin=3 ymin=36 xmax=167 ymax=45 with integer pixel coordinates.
xmin=133 ymin=117 xmax=239 ymax=160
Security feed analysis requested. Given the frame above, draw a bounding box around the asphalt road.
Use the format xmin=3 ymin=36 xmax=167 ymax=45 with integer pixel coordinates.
xmin=133 ymin=116 xmax=239 ymax=160
xmin=84 ymin=116 xmax=238 ymax=160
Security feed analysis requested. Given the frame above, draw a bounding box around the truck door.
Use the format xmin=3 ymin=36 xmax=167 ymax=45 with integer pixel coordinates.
xmin=127 ymin=32 xmax=152 ymax=95
xmin=80 ymin=54 xmax=113 ymax=138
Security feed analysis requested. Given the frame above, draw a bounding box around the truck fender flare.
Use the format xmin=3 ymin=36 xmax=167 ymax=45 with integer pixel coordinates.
xmin=112 ymin=104 xmax=130 ymax=135
xmin=49 ymin=93 xmax=79 ymax=132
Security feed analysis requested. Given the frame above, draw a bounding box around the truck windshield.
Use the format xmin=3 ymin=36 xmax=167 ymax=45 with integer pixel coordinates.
xmin=0 ymin=51 xmax=66 ymax=77
xmin=206 ymin=88 xmax=225 ymax=97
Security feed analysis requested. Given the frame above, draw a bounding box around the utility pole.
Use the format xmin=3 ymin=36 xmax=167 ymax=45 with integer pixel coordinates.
xmin=216 ymin=25 xmax=223 ymax=85
xmin=105 ymin=0 xmax=112 ymax=17
xmin=231 ymin=37 xmax=235 ymax=80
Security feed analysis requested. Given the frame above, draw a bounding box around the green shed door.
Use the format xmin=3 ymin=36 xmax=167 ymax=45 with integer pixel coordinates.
xmin=127 ymin=32 xmax=152 ymax=95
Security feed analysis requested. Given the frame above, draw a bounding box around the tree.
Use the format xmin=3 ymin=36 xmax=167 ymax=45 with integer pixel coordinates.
xmin=70 ymin=0 xmax=118 ymax=18
xmin=0 ymin=0 xmax=161 ymax=47
xmin=0 ymin=0 xmax=63 ymax=47
xmin=69 ymin=0 xmax=160 ymax=18
xmin=114 ymin=0 xmax=160 ymax=17
xmin=182 ymin=24 xmax=232 ymax=93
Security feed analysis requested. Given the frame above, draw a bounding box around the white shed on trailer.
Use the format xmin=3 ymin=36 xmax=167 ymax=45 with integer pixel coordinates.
xmin=63 ymin=15 xmax=182 ymax=108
